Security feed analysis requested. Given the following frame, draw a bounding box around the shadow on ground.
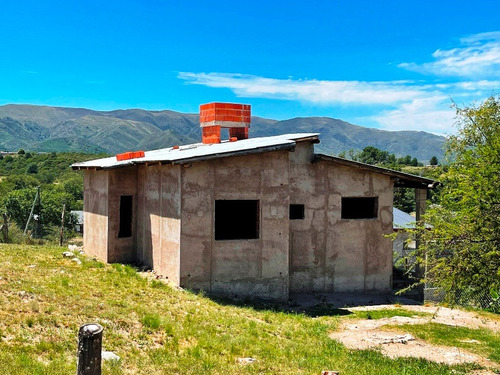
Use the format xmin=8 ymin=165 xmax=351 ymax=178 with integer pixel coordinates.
xmin=205 ymin=292 xmax=421 ymax=318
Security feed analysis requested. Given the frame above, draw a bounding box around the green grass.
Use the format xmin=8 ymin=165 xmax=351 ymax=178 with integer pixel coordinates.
xmin=351 ymin=308 xmax=431 ymax=320
xmin=0 ymin=244 xmax=489 ymax=374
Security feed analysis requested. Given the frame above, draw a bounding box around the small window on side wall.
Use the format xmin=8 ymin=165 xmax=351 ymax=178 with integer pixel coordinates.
xmin=289 ymin=204 xmax=305 ymax=220
xmin=341 ymin=197 xmax=378 ymax=219
xmin=118 ymin=195 xmax=133 ymax=238
xmin=215 ymin=200 xmax=259 ymax=240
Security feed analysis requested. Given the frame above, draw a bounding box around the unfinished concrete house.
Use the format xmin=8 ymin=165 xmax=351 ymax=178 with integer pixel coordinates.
xmin=72 ymin=103 xmax=435 ymax=301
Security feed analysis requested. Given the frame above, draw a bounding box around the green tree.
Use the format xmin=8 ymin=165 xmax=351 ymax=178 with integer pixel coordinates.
xmin=26 ymin=163 xmax=38 ymax=174
xmin=357 ymin=146 xmax=390 ymax=165
xmin=4 ymin=186 xmax=76 ymax=235
xmin=394 ymin=187 xmax=415 ymax=213
xmin=415 ymin=96 xmax=500 ymax=301
xmin=429 ymin=156 xmax=439 ymax=165
xmin=17 ymin=149 xmax=25 ymax=155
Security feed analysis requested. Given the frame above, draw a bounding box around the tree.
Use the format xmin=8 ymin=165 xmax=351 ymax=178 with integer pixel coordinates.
xmin=17 ymin=149 xmax=25 ymax=155
xmin=26 ymin=163 xmax=38 ymax=174
xmin=414 ymin=96 xmax=500 ymax=302
xmin=4 ymin=186 xmax=76 ymax=234
xmin=429 ymin=156 xmax=439 ymax=165
xmin=394 ymin=187 xmax=415 ymax=213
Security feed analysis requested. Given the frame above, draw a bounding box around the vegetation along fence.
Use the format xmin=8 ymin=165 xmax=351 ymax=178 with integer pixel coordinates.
xmin=424 ymin=285 xmax=500 ymax=313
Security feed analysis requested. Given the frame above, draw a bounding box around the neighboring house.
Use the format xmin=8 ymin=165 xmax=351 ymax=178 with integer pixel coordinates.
xmin=392 ymin=207 xmax=416 ymax=264
xmin=72 ymin=103 xmax=435 ymax=301
xmin=71 ymin=210 xmax=84 ymax=234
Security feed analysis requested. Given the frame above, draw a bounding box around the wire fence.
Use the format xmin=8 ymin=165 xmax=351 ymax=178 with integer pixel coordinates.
xmin=424 ymin=285 xmax=500 ymax=313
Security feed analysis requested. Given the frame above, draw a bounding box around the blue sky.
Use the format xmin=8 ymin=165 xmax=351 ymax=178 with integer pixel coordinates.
xmin=1 ymin=1 xmax=499 ymax=135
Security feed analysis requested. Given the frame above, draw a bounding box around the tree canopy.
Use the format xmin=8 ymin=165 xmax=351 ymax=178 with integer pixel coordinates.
xmin=0 ymin=152 xmax=102 ymax=241
xmin=416 ymin=96 xmax=500 ymax=302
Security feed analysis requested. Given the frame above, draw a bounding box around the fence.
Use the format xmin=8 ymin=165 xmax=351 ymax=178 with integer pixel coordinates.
xmin=424 ymin=285 xmax=499 ymax=312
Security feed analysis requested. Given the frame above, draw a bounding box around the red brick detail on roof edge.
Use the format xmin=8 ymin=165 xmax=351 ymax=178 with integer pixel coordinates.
xmin=116 ymin=151 xmax=145 ymax=161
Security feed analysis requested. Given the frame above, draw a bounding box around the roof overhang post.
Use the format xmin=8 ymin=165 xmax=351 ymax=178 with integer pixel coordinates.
xmin=415 ymin=188 xmax=427 ymax=224
xmin=414 ymin=187 xmax=427 ymax=302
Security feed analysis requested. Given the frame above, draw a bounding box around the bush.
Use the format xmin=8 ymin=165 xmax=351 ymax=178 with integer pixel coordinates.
xmin=26 ymin=163 xmax=38 ymax=174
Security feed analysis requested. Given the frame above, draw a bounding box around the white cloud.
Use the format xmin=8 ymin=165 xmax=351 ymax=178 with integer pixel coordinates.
xmin=178 ymin=71 xmax=497 ymax=134
xmin=369 ymin=97 xmax=457 ymax=135
xmin=178 ymin=72 xmax=425 ymax=105
xmin=399 ymin=31 xmax=500 ymax=78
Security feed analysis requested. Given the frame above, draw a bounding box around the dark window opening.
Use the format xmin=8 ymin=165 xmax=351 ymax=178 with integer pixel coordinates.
xmin=215 ymin=200 xmax=259 ymax=240
xmin=118 ymin=195 xmax=133 ymax=238
xmin=341 ymin=197 xmax=378 ymax=219
xmin=289 ymin=204 xmax=305 ymax=220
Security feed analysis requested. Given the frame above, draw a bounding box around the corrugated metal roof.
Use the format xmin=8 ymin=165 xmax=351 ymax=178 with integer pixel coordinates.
xmin=72 ymin=133 xmax=319 ymax=170
xmin=71 ymin=210 xmax=84 ymax=224
xmin=393 ymin=207 xmax=416 ymax=229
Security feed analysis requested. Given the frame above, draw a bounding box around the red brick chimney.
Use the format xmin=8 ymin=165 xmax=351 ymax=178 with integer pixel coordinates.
xmin=200 ymin=103 xmax=251 ymax=144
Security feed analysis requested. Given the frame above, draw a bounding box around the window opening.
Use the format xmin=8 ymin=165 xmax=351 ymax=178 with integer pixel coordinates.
xmin=215 ymin=200 xmax=259 ymax=240
xmin=118 ymin=195 xmax=133 ymax=238
xmin=289 ymin=204 xmax=305 ymax=220
xmin=341 ymin=197 xmax=378 ymax=219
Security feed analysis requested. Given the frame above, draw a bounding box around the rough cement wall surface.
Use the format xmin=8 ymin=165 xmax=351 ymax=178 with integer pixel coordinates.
xmin=135 ymin=166 xmax=147 ymax=265
xmin=136 ymin=164 xmax=181 ymax=283
xmin=83 ymin=170 xmax=109 ymax=262
xmin=83 ymin=140 xmax=393 ymax=299
xmin=107 ymin=168 xmax=138 ymax=263
xmin=326 ymin=165 xmax=393 ymax=293
xmin=180 ymin=161 xmax=214 ymax=292
xmin=180 ymin=151 xmax=290 ymax=301
xmin=289 ymin=144 xmax=393 ymax=294
xmin=289 ymin=143 xmax=328 ymax=293
xmin=159 ymin=165 xmax=181 ymax=284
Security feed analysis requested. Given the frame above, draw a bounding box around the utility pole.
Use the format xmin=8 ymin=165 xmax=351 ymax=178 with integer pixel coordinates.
xmin=24 ymin=186 xmax=40 ymax=235
xmin=59 ymin=203 xmax=66 ymax=246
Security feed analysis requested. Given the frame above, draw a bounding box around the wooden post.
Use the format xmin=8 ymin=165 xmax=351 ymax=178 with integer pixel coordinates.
xmin=24 ymin=186 xmax=40 ymax=235
xmin=59 ymin=203 xmax=66 ymax=246
xmin=77 ymin=323 xmax=103 ymax=375
xmin=415 ymin=188 xmax=427 ymax=302
xmin=0 ymin=213 xmax=8 ymax=243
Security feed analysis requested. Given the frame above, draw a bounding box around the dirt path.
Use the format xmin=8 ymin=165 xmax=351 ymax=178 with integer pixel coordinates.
xmin=329 ymin=305 xmax=499 ymax=372
xmin=350 ymin=304 xmax=499 ymax=332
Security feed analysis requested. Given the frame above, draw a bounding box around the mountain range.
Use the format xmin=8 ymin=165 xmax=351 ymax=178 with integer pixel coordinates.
xmin=0 ymin=104 xmax=446 ymax=161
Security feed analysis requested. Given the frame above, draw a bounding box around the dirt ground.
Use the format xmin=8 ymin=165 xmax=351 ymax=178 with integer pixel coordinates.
xmin=329 ymin=304 xmax=499 ymax=373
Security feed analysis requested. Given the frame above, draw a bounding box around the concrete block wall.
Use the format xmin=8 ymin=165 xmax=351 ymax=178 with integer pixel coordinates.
xmin=83 ymin=139 xmax=393 ymax=300
xmin=325 ymin=165 xmax=393 ymax=293
xmin=83 ymin=170 xmax=109 ymax=262
xmin=136 ymin=164 xmax=181 ymax=283
xmin=107 ymin=168 xmax=138 ymax=263
xmin=180 ymin=150 xmax=290 ymax=301
xmin=289 ymin=143 xmax=329 ymax=293
xmin=289 ymin=143 xmax=393 ymax=294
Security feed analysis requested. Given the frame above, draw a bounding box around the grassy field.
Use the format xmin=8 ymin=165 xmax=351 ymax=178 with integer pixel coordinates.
xmin=0 ymin=244 xmax=492 ymax=374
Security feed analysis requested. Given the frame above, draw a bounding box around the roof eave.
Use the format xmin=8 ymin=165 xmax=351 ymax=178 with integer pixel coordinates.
xmin=71 ymin=143 xmax=297 ymax=170
xmin=314 ymin=154 xmax=438 ymax=189
xmin=170 ymin=143 xmax=296 ymax=165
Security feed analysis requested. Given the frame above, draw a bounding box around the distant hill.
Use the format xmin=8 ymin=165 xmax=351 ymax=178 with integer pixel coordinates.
xmin=0 ymin=104 xmax=446 ymax=161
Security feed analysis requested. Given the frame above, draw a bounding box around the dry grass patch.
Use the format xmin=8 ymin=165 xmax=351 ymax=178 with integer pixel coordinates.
xmin=330 ymin=305 xmax=500 ymax=373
